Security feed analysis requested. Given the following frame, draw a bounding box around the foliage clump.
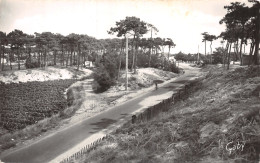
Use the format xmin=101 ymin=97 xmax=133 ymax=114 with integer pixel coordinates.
xmin=25 ymin=57 xmax=40 ymax=69
xmin=0 ymin=79 xmax=76 ymax=131
xmin=92 ymin=52 xmax=118 ymax=93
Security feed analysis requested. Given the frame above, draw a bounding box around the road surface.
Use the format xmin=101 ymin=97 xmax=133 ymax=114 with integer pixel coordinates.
xmin=0 ymin=63 xmax=202 ymax=163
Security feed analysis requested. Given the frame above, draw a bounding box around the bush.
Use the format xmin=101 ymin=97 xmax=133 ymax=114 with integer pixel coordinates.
xmin=164 ymin=61 xmax=180 ymax=74
xmin=150 ymin=54 xmax=162 ymax=68
xmin=93 ymin=66 xmax=115 ymax=93
xmin=66 ymin=88 xmax=74 ymax=107
xmin=25 ymin=57 xmax=40 ymax=69
xmin=212 ymin=47 xmax=225 ymax=64
xmin=137 ymin=52 xmax=162 ymax=69
xmin=93 ymin=52 xmax=119 ymax=93
xmin=212 ymin=54 xmax=223 ymax=64
xmin=0 ymin=80 xmax=76 ymax=131
xmin=137 ymin=52 xmax=149 ymax=68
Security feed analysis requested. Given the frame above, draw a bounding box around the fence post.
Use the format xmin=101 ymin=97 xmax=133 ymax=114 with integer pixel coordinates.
xmin=147 ymin=108 xmax=151 ymax=120
xmin=141 ymin=113 xmax=144 ymax=122
xmin=132 ymin=115 xmax=137 ymax=124
xmin=150 ymin=107 xmax=152 ymax=118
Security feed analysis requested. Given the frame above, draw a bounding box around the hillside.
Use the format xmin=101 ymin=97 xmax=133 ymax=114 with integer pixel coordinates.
xmin=74 ymin=65 xmax=260 ymax=163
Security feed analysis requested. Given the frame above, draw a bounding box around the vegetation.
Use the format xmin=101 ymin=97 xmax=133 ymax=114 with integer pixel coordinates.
xmin=90 ymin=16 xmax=179 ymax=92
xmin=0 ymin=79 xmax=86 ymax=152
xmin=219 ymin=1 xmax=260 ymax=67
xmin=201 ymin=32 xmax=217 ymax=63
xmin=0 ymin=16 xmax=179 ymax=92
xmin=198 ymin=1 xmax=260 ymax=69
xmin=0 ymin=79 xmax=76 ymax=131
xmin=93 ymin=52 xmax=119 ymax=92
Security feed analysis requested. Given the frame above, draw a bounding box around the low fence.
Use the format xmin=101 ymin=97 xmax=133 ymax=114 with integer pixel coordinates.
xmin=60 ymin=135 xmax=107 ymax=163
xmin=131 ymin=82 xmax=194 ymax=124
xmin=60 ymin=79 xmax=199 ymax=163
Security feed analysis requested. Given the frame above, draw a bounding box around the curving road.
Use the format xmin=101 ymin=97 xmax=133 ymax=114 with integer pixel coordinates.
xmin=0 ymin=63 xmax=202 ymax=163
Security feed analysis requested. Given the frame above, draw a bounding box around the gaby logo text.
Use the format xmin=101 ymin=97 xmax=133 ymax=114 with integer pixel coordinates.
xmin=225 ymin=141 xmax=245 ymax=155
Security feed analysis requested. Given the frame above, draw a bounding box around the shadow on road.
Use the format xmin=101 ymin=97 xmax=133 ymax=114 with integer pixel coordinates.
xmin=90 ymin=118 xmax=117 ymax=131
xmin=163 ymin=85 xmax=179 ymax=89
xmin=171 ymin=80 xmax=190 ymax=84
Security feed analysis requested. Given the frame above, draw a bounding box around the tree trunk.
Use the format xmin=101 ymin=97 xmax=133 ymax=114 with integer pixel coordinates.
xmin=132 ymin=45 xmax=135 ymax=73
xmin=77 ymin=44 xmax=80 ymax=70
xmin=134 ymin=42 xmax=138 ymax=73
xmin=210 ymin=41 xmax=212 ymax=64
xmin=253 ymin=8 xmax=260 ymax=65
xmin=168 ymin=45 xmax=171 ymax=60
xmin=9 ymin=51 xmax=12 ymax=70
xmin=70 ymin=49 xmax=73 ymax=66
xmin=38 ymin=48 xmax=40 ymax=66
xmin=0 ymin=46 xmax=2 ymax=71
xmin=131 ymin=36 xmax=135 ymax=72
xmin=117 ymin=40 xmax=124 ymax=79
xmin=148 ymin=46 xmax=151 ymax=67
xmin=83 ymin=51 xmax=86 ymax=67
xmin=244 ymin=44 xmax=245 ymax=54
xmin=204 ymin=40 xmax=207 ymax=56
xmin=41 ymin=50 xmax=43 ymax=67
xmin=239 ymin=24 xmax=245 ymax=66
xmin=66 ymin=51 xmax=69 ymax=67
xmin=44 ymin=48 xmax=47 ymax=69
xmin=28 ymin=47 xmax=31 ymax=62
xmin=17 ymin=48 xmax=20 ymax=70
xmin=62 ymin=45 xmax=64 ymax=66
xmin=46 ymin=48 xmax=49 ymax=68
xmin=118 ymin=49 xmax=122 ymax=80
xmin=1 ymin=46 xmax=4 ymax=71
xmin=73 ymin=50 xmax=76 ymax=65
xmin=54 ymin=50 xmax=57 ymax=66
xmin=223 ymin=42 xmax=229 ymax=67
xmin=227 ymin=43 xmax=232 ymax=70
xmin=249 ymin=42 xmax=255 ymax=66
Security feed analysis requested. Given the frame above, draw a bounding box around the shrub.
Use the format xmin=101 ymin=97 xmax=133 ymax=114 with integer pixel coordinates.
xmin=150 ymin=54 xmax=162 ymax=68
xmin=93 ymin=52 xmax=118 ymax=93
xmin=25 ymin=57 xmax=40 ymax=69
xmin=137 ymin=52 xmax=149 ymax=68
xmin=0 ymin=79 xmax=76 ymax=131
xmin=66 ymin=88 xmax=75 ymax=107
xmin=93 ymin=66 xmax=115 ymax=93
xmin=164 ymin=61 xmax=180 ymax=74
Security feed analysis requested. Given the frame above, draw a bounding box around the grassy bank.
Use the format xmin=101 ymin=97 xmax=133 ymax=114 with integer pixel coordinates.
xmin=73 ymin=65 xmax=260 ymax=163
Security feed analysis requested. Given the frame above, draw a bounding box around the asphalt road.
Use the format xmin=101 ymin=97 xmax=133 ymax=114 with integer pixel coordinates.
xmin=0 ymin=64 xmax=201 ymax=163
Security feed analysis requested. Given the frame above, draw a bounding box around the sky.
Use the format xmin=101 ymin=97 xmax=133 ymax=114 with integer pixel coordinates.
xmin=0 ymin=0 xmax=252 ymax=54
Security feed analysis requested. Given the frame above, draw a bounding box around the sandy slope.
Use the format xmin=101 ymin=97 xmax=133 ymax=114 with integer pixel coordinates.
xmin=0 ymin=66 xmax=92 ymax=83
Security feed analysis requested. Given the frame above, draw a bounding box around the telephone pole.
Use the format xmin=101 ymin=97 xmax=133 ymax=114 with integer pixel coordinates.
xmin=125 ymin=36 xmax=128 ymax=91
